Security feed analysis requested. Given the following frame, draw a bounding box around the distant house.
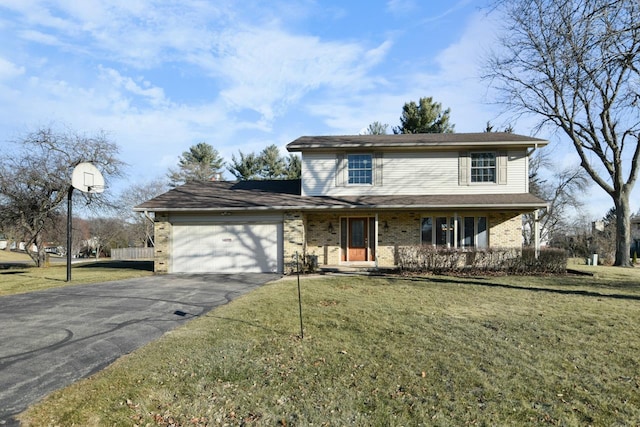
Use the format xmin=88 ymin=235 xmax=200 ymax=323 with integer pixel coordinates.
xmin=631 ymin=215 xmax=640 ymax=258
xmin=136 ymin=133 xmax=548 ymax=273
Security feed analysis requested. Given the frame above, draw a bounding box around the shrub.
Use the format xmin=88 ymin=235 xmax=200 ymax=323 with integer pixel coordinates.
xmin=396 ymin=246 xmax=567 ymax=275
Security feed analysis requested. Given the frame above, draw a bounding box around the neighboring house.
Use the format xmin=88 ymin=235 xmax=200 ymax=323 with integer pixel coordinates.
xmin=631 ymin=215 xmax=640 ymax=258
xmin=135 ymin=133 xmax=548 ymax=274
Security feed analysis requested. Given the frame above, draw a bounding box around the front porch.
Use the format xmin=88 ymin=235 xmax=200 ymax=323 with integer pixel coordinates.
xmin=283 ymin=209 xmax=537 ymax=273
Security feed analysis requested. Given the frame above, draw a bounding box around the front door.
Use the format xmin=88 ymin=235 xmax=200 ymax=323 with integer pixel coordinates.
xmin=348 ymin=217 xmax=368 ymax=261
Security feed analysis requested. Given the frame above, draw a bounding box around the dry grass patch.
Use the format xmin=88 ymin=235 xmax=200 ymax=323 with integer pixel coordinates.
xmin=0 ymin=249 xmax=32 ymax=263
xmin=19 ymin=269 xmax=640 ymax=426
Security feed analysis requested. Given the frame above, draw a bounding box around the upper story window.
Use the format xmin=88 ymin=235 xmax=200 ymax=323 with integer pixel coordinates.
xmin=470 ymin=153 xmax=496 ymax=183
xmin=348 ymin=154 xmax=373 ymax=185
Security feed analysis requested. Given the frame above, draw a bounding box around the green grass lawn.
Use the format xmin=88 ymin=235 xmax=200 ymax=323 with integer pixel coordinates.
xmin=18 ymin=266 xmax=640 ymax=426
xmin=0 ymin=259 xmax=154 ymax=296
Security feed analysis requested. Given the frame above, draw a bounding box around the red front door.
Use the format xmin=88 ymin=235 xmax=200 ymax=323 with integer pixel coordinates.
xmin=348 ymin=218 xmax=368 ymax=261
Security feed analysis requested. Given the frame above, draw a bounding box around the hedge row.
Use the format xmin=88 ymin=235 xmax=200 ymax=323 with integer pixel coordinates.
xmin=396 ymin=246 xmax=567 ymax=275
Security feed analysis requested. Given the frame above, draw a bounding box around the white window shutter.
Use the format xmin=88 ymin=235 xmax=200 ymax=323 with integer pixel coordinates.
xmin=459 ymin=152 xmax=470 ymax=185
xmin=335 ymin=154 xmax=345 ymax=187
xmin=498 ymin=151 xmax=507 ymax=184
xmin=374 ymin=152 xmax=383 ymax=186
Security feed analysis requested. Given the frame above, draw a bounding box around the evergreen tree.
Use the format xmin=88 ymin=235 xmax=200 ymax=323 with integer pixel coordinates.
xmin=168 ymin=142 xmax=224 ymax=186
xmin=228 ymin=151 xmax=262 ymax=180
xmin=365 ymin=121 xmax=389 ymax=135
xmin=259 ymin=145 xmax=287 ymax=179
xmin=285 ymin=154 xmax=301 ymax=180
xmin=393 ymin=96 xmax=454 ymax=134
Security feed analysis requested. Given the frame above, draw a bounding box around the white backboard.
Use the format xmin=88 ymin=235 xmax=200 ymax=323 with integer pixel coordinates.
xmin=71 ymin=162 xmax=105 ymax=193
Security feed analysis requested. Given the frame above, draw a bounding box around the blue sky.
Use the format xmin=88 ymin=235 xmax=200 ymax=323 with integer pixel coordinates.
xmin=0 ymin=0 xmax=635 ymax=219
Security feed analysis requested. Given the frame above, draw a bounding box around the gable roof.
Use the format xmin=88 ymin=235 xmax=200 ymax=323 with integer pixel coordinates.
xmin=287 ymin=132 xmax=548 ymax=152
xmin=135 ymin=179 xmax=548 ymax=212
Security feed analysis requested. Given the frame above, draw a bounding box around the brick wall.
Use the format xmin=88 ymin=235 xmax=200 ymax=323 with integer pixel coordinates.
xmin=488 ymin=211 xmax=523 ymax=248
xmin=305 ymin=212 xmax=342 ymax=265
xmin=377 ymin=212 xmax=421 ymax=267
xmin=154 ymin=213 xmax=171 ymax=273
xmin=283 ymin=211 xmax=305 ymax=274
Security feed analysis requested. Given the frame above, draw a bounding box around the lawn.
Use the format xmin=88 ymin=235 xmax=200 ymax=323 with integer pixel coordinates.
xmin=0 ymin=249 xmax=33 ymax=263
xmin=0 ymin=258 xmax=154 ymax=296
xmin=18 ymin=266 xmax=640 ymax=426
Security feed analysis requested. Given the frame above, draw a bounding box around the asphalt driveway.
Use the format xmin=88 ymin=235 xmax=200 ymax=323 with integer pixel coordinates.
xmin=0 ymin=273 xmax=276 ymax=426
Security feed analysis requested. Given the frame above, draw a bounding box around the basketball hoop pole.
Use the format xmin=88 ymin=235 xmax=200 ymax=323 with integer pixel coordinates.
xmin=66 ymin=186 xmax=73 ymax=282
xmin=67 ymin=162 xmax=105 ymax=281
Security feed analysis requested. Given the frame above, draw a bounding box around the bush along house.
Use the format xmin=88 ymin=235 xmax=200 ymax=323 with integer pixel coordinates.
xmin=135 ymin=133 xmax=548 ymax=274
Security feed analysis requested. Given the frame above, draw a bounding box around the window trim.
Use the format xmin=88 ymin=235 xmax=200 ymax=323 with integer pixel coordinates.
xmin=460 ymin=151 xmax=507 ymax=186
xmin=470 ymin=152 xmax=497 ymax=184
xmin=421 ymin=215 xmax=488 ymax=249
xmin=347 ymin=153 xmax=374 ymax=185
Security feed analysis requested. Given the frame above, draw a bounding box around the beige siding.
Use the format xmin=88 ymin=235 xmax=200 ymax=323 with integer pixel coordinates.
xmin=506 ymin=151 xmax=529 ymax=192
xmin=301 ymin=153 xmax=335 ymax=196
xmin=302 ymin=150 xmax=529 ymax=196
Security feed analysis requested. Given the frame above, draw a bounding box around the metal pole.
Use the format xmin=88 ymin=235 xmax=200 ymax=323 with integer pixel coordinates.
xmin=296 ymin=252 xmax=304 ymax=339
xmin=66 ymin=187 xmax=72 ymax=282
xmin=534 ymin=209 xmax=540 ymax=259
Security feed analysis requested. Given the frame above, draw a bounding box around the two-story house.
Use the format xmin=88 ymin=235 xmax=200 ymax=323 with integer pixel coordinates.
xmin=135 ymin=133 xmax=548 ymax=274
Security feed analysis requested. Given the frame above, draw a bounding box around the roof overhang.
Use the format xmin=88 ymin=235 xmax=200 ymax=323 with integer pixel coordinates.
xmin=134 ymin=180 xmax=548 ymax=214
xmin=287 ymin=133 xmax=549 ymax=153
xmin=135 ymin=197 xmax=548 ymax=213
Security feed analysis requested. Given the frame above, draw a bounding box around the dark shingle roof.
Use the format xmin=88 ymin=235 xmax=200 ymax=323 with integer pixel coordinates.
xmin=135 ymin=180 xmax=547 ymax=212
xmin=287 ymin=132 xmax=548 ymax=152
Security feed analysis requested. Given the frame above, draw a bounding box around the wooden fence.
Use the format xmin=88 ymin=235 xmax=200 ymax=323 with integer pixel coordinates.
xmin=111 ymin=247 xmax=154 ymax=260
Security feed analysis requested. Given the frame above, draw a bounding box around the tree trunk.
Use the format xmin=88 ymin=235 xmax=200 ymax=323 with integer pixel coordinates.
xmin=26 ymin=233 xmax=47 ymax=267
xmin=614 ymin=192 xmax=632 ymax=267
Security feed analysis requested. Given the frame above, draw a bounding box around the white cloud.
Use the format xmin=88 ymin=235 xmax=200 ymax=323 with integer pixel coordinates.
xmin=386 ymin=0 xmax=418 ymax=15
xmin=211 ymin=26 xmax=390 ymax=121
xmin=99 ymin=67 xmax=168 ymax=108
xmin=0 ymin=57 xmax=25 ymax=80
xmin=4 ymin=0 xmax=225 ymax=68
xmin=303 ymin=11 xmax=502 ymax=134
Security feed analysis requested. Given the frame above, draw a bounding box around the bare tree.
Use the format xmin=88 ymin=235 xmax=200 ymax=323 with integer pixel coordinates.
xmin=87 ymin=217 xmax=129 ymax=259
xmin=524 ymin=151 xmax=590 ymax=246
xmin=485 ymin=0 xmax=640 ymax=266
xmin=117 ymin=179 xmax=168 ymax=248
xmin=0 ymin=126 xmax=125 ymax=266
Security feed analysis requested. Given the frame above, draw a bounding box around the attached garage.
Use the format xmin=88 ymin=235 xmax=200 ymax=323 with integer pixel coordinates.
xmin=171 ymin=220 xmax=283 ymax=274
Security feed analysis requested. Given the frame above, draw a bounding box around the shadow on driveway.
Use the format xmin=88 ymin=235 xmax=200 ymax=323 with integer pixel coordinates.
xmin=0 ymin=273 xmax=277 ymax=426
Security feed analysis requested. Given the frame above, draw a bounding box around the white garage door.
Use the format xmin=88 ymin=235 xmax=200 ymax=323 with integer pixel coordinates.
xmin=172 ymin=223 xmax=282 ymax=273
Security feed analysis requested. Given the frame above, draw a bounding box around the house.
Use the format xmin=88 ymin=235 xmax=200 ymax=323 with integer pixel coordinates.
xmin=631 ymin=215 xmax=640 ymax=258
xmin=135 ymin=133 xmax=548 ymax=274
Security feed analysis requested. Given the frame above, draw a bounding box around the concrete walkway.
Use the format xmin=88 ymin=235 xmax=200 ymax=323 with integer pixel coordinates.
xmin=0 ymin=273 xmax=276 ymax=426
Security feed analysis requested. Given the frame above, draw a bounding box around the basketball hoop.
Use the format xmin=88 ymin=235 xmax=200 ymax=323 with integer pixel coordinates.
xmin=71 ymin=162 xmax=105 ymax=194
xmin=87 ymin=184 xmax=105 ymax=194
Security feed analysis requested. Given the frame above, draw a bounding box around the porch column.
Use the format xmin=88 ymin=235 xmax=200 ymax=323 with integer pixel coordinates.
xmin=534 ymin=209 xmax=540 ymax=259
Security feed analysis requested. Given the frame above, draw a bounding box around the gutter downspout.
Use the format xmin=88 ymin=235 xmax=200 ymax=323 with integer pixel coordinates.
xmin=143 ymin=210 xmax=155 ymax=247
